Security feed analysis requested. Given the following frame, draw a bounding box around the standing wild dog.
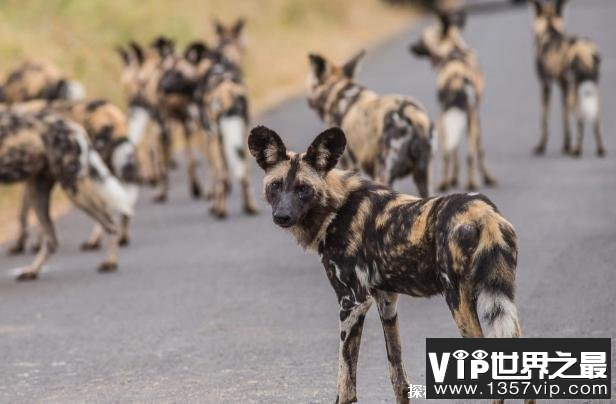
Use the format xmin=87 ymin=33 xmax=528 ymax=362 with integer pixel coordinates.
xmin=0 ymin=60 xmax=85 ymax=103
xmin=410 ymin=11 xmax=497 ymax=191
xmin=249 ymin=126 xmax=533 ymax=404
xmin=529 ymin=0 xmax=605 ymax=156
xmin=213 ymin=18 xmax=246 ymax=66
xmin=307 ymin=51 xmax=434 ymax=197
xmin=117 ymin=37 xmax=205 ymax=202
xmin=4 ymin=99 xmax=140 ymax=256
xmin=182 ymin=40 xmax=258 ymax=218
xmin=0 ymin=110 xmax=133 ymax=280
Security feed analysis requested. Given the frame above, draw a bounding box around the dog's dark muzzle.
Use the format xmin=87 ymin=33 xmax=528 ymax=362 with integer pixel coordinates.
xmin=158 ymin=71 xmax=195 ymax=96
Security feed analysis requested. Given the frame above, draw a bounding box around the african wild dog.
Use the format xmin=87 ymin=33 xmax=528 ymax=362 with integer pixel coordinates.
xmin=307 ymin=51 xmax=434 ymax=197
xmin=117 ymin=37 xmax=205 ymax=202
xmin=530 ymin=0 xmax=605 ymax=156
xmin=181 ymin=40 xmax=258 ymax=218
xmin=213 ymin=18 xmax=246 ymax=66
xmin=0 ymin=60 xmax=85 ymax=103
xmin=410 ymin=11 xmax=497 ymax=191
xmin=3 ymin=99 xmax=140 ymax=257
xmin=249 ymin=126 xmax=533 ymax=404
xmin=0 ymin=110 xmax=133 ymax=280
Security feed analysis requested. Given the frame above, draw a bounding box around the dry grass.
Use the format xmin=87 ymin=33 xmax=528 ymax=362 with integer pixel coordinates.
xmin=0 ymin=0 xmax=419 ymax=243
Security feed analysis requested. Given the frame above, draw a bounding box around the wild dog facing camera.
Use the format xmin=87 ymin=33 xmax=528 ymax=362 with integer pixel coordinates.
xmin=248 ymin=125 xmax=345 ymax=228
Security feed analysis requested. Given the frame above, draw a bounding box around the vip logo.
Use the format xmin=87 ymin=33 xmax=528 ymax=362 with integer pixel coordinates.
xmin=429 ymin=349 xmax=492 ymax=382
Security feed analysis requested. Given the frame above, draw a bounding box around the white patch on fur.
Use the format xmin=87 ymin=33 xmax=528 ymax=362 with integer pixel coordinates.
xmin=88 ymin=151 xmax=134 ymax=217
xmin=354 ymin=266 xmax=370 ymax=288
xmin=69 ymin=122 xmax=91 ymax=176
xmin=66 ymin=80 xmax=86 ymax=101
xmin=442 ymin=107 xmax=466 ymax=152
xmin=122 ymin=183 xmax=140 ymax=211
xmin=430 ymin=126 xmax=438 ymax=155
xmin=127 ymin=107 xmax=150 ymax=144
xmin=111 ymin=141 xmax=136 ymax=179
xmin=465 ymin=83 xmax=476 ymax=107
xmin=476 ymin=290 xmax=519 ymax=337
xmin=219 ymin=116 xmax=247 ymax=180
xmin=384 ymin=136 xmax=406 ymax=175
xmin=578 ymin=81 xmax=599 ymax=122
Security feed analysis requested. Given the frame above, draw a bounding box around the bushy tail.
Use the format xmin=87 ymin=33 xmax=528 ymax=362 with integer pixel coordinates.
xmin=442 ymin=108 xmax=466 ymax=152
xmin=219 ymin=115 xmax=247 ymax=180
xmin=65 ymin=80 xmax=86 ymax=101
xmin=127 ymin=106 xmax=150 ymax=144
xmin=473 ymin=214 xmax=521 ymax=338
xmin=578 ymin=80 xmax=599 ymax=122
xmin=88 ymin=151 xmax=134 ymax=217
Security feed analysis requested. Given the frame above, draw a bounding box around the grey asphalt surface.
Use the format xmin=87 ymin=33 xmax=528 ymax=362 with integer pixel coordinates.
xmin=1 ymin=1 xmax=615 ymax=403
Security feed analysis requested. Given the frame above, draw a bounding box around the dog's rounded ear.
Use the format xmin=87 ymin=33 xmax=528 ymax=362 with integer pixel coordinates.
xmin=214 ymin=19 xmax=225 ymax=36
xmin=232 ymin=18 xmax=245 ymax=37
xmin=151 ymin=36 xmax=175 ymax=58
xmin=409 ymin=40 xmax=430 ymax=57
xmin=129 ymin=41 xmax=144 ymax=65
xmin=184 ymin=41 xmax=210 ymax=65
xmin=451 ymin=10 xmax=466 ymax=30
xmin=555 ymin=0 xmax=567 ymax=16
xmin=308 ymin=53 xmax=328 ymax=82
xmin=249 ymin=126 xmax=289 ymax=171
xmin=529 ymin=0 xmax=542 ymax=15
xmin=342 ymin=49 xmax=366 ymax=78
xmin=116 ymin=46 xmax=130 ymax=65
xmin=438 ymin=12 xmax=452 ymax=37
xmin=303 ymin=127 xmax=347 ymax=175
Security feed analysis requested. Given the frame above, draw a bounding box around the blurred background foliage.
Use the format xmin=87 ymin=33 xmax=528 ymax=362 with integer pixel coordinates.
xmin=0 ymin=0 xmax=418 ymax=111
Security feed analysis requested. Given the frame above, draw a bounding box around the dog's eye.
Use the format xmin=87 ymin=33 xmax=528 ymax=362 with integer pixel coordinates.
xmin=297 ymin=184 xmax=313 ymax=199
xmin=268 ymin=180 xmax=282 ymax=194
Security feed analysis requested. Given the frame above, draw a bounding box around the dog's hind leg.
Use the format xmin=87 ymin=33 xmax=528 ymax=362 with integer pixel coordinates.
xmin=81 ymin=224 xmax=103 ymax=251
xmin=8 ymin=185 xmax=31 ymax=255
xmin=152 ymin=118 xmax=171 ymax=203
xmin=118 ymin=214 xmax=131 ymax=246
xmin=593 ymin=93 xmax=605 ymax=157
xmin=16 ymin=178 xmax=56 ymax=281
xmin=559 ymin=79 xmax=572 ymax=154
xmin=206 ymin=134 xmax=229 ymax=219
xmin=470 ymin=109 xmax=497 ymax=187
xmin=534 ymin=82 xmax=551 ymax=155
xmin=374 ymin=290 xmax=410 ymax=404
xmin=336 ymin=299 xmax=372 ymax=404
xmin=446 ymin=283 xmax=484 ymax=338
xmin=183 ymin=121 xmax=203 ymax=199
xmin=98 ymin=230 xmax=120 ymax=273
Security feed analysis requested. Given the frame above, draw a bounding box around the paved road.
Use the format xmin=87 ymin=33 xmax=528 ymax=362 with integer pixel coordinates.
xmin=1 ymin=1 xmax=615 ymax=402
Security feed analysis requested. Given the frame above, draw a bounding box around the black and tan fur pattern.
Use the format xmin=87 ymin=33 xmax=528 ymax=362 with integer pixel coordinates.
xmin=0 ymin=110 xmax=132 ymax=280
xmin=184 ymin=40 xmax=258 ymax=218
xmin=117 ymin=37 xmax=205 ymax=202
xmin=3 ymin=99 xmax=139 ymax=256
xmin=307 ymin=51 xmax=434 ymax=197
xmin=249 ymin=126 xmax=533 ymax=404
xmin=213 ymin=18 xmax=246 ymax=66
xmin=410 ymin=12 xmax=496 ymax=191
xmin=0 ymin=60 xmax=85 ymax=103
xmin=530 ymin=0 xmax=605 ymax=156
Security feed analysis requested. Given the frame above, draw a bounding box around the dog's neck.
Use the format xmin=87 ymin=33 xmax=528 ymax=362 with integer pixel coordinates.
xmin=289 ymin=169 xmax=364 ymax=251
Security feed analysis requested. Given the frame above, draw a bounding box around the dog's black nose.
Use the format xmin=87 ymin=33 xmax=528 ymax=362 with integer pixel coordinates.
xmin=273 ymin=213 xmax=292 ymax=227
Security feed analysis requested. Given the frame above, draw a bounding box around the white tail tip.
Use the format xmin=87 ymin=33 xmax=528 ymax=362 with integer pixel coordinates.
xmin=219 ymin=116 xmax=247 ymax=180
xmin=442 ymin=108 xmax=466 ymax=152
xmin=578 ymin=81 xmax=599 ymax=122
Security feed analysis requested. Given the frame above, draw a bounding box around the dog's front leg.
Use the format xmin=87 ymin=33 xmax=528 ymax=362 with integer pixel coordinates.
xmin=336 ymin=299 xmax=372 ymax=404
